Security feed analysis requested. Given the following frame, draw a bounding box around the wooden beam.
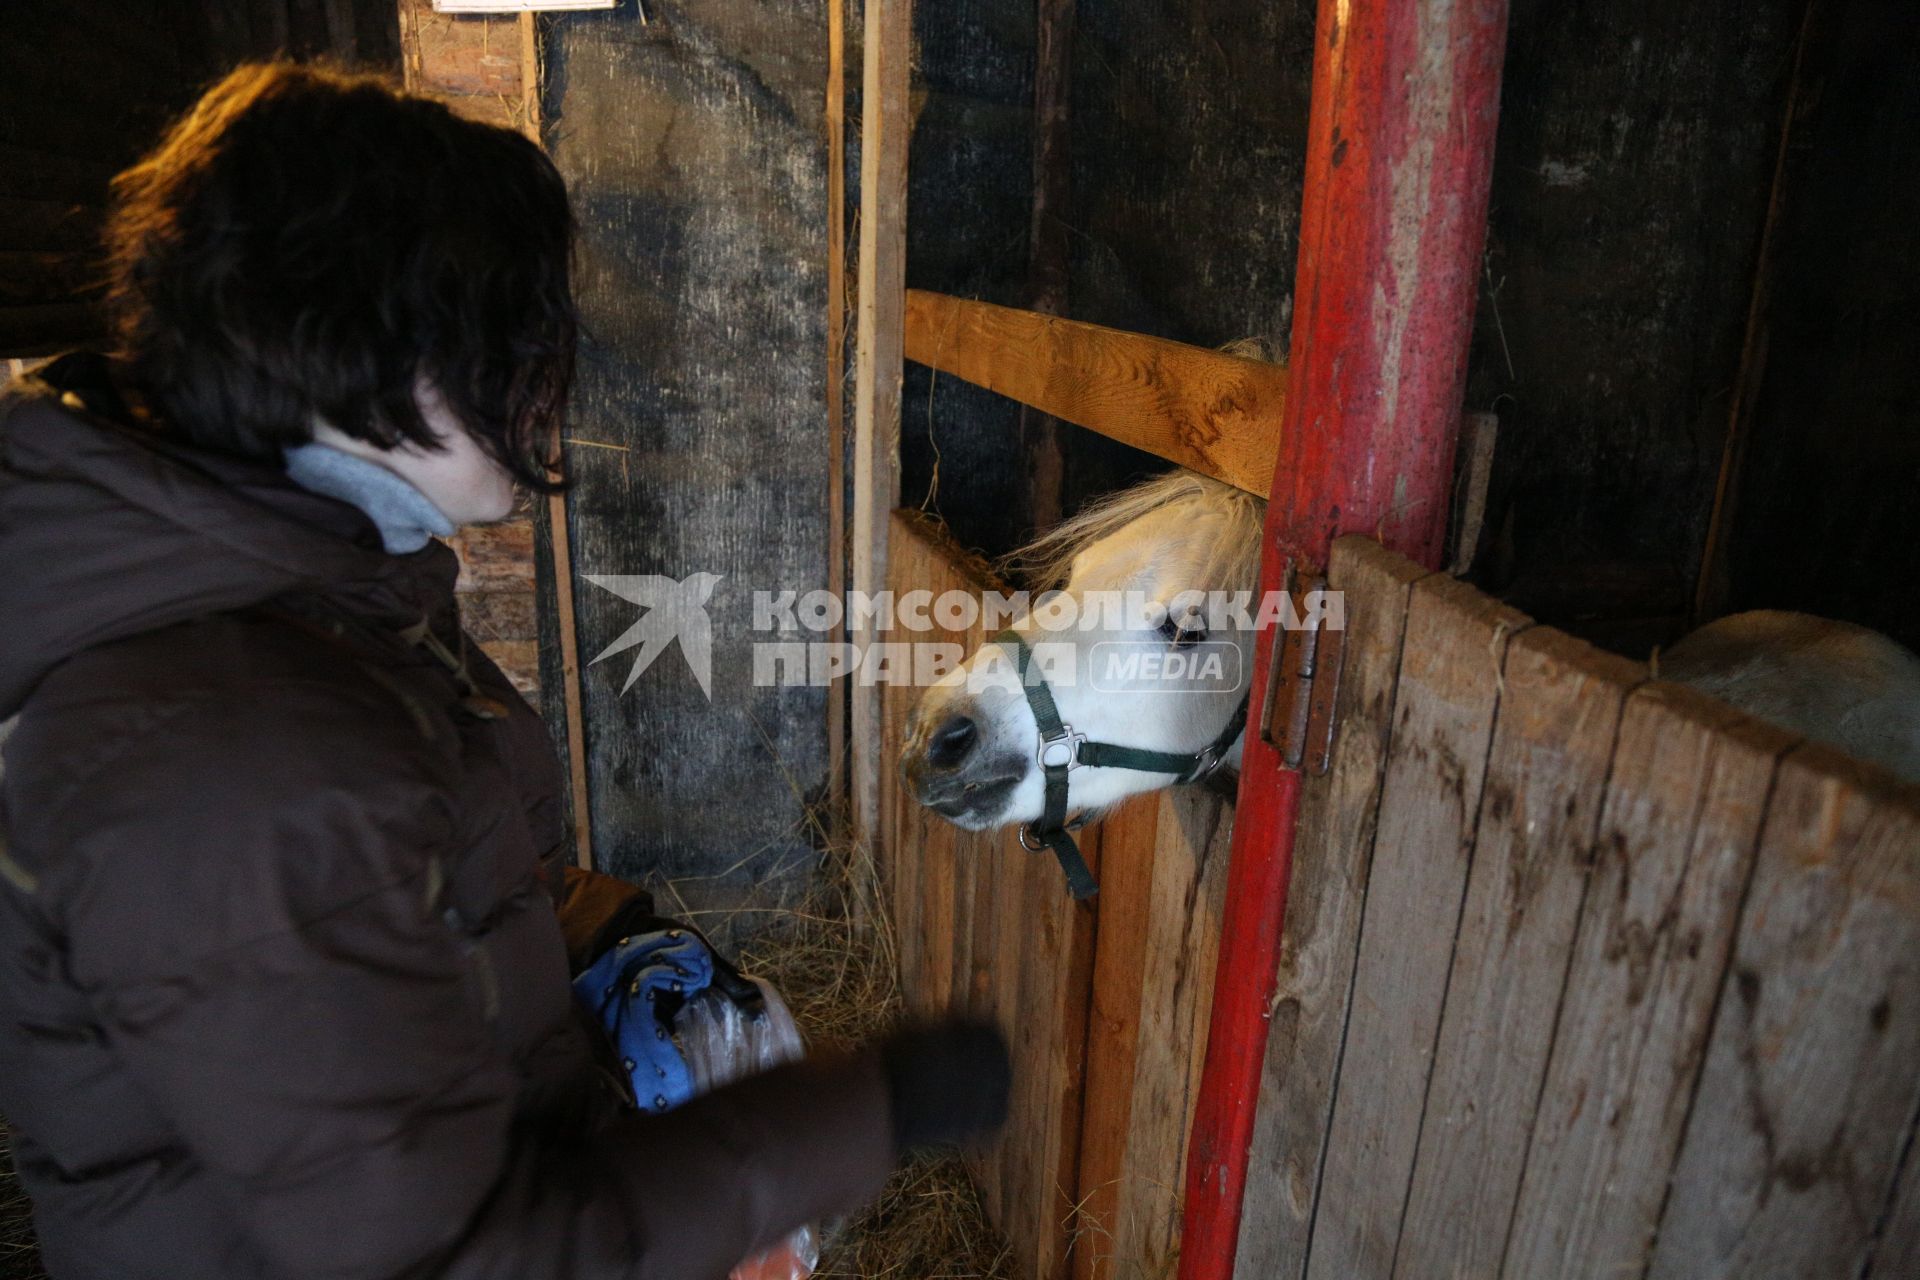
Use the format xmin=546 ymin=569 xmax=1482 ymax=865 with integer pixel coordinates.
xmin=903 ymin=289 xmax=1287 ymax=497
xmin=850 ymin=0 xmax=910 ymax=853
xmin=1691 ymin=0 xmax=1813 ymax=626
xmin=519 ymin=11 xmax=592 ymax=869
xmin=824 ymin=0 xmax=848 ymax=832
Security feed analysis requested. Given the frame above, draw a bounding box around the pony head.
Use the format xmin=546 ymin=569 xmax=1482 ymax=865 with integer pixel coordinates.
xmin=901 ymin=471 xmax=1266 ymax=832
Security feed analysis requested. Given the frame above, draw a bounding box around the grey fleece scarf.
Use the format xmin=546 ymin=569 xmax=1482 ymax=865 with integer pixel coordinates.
xmin=283 ymin=443 xmax=455 ymax=554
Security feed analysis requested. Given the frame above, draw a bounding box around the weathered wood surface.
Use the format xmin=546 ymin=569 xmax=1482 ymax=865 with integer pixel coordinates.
xmin=1108 ymin=788 xmax=1233 ymax=1277
xmin=1501 ymin=683 xmax=1793 ymax=1277
xmin=1648 ymin=744 xmax=1920 ymax=1280
xmin=1017 ymin=0 xmax=1074 ymax=532
xmin=824 ymin=0 xmax=848 ymax=831
xmin=1070 ymin=787 xmax=1233 ymax=1280
xmin=895 ymin=0 xmax=1037 ymax=562
xmin=1466 ymin=0 xmax=1803 ymax=644
xmin=1713 ymin=1 xmax=1920 ymax=651
xmin=1302 ymin=575 xmax=1531 ymax=1280
xmin=1392 ymin=630 xmax=1643 ymax=1276
xmin=1225 ymin=543 xmax=1920 ymax=1278
xmin=903 ymin=290 xmax=1287 ymax=498
xmin=885 ymin=509 xmax=1235 ymax=1280
xmin=882 ymin=510 xmax=1092 ymax=1280
xmin=1233 ymin=537 xmax=1429 ymax=1280
xmin=1074 ymin=793 xmax=1161 ymax=1280
xmin=852 ymin=0 xmax=912 ymax=859
xmin=541 ymin=4 xmax=831 ymax=919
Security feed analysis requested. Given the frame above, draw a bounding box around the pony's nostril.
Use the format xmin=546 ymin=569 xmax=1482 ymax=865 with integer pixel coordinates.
xmin=926 ymin=714 xmax=979 ymax=768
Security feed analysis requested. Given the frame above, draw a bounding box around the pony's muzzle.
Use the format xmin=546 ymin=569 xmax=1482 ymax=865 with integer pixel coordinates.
xmin=923 ymin=713 xmax=978 ymax=769
xmin=901 ymin=704 xmax=1027 ymax=828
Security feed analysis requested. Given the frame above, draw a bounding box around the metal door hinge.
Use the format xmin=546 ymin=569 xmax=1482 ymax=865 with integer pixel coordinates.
xmin=1263 ymin=571 xmax=1347 ymax=775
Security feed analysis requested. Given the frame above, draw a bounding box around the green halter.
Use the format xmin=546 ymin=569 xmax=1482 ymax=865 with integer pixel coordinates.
xmin=994 ymin=630 xmax=1250 ymax=899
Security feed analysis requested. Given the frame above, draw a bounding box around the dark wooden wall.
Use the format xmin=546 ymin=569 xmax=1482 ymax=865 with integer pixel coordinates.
xmin=903 ymin=0 xmax=1912 ymax=656
xmin=1716 ymin=0 xmax=1920 ymax=650
xmin=895 ymin=0 xmax=1043 ymax=557
xmin=0 ymin=1 xmax=400 ymax=357
xmin=1465 ymin=0 xmax=1802 ymax=650
xmin=540 ymin=2 xmax=834 ymax=923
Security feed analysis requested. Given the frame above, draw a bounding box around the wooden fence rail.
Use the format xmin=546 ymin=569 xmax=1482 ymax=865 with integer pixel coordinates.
xmin=902 ymin=290 xmax=1287 ymax=497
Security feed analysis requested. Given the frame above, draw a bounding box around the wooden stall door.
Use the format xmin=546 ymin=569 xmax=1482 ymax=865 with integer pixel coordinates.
xmin=1073 ymin=787 xmax=1233 ymax=1280
xmin=881 ymin=511 xmax=1095 ymax=1280
xmin=1230 ymin=537 xmax=1920 ymax=1280
xmin=881 ymin=511 xmax=1235 ymax=1280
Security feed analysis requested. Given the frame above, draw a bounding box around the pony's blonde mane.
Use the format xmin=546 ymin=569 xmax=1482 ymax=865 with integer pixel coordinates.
xmin=1005 ymin=470 xmax=1268 ymax=595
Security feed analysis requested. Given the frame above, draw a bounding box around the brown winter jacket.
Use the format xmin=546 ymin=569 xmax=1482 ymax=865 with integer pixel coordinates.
xmin=0 ymin=356 xmax=893 ymax=1279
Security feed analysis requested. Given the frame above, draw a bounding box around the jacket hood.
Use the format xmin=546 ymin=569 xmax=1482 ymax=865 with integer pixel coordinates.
xmin=0 ymin=355 xmax=458 ymax=717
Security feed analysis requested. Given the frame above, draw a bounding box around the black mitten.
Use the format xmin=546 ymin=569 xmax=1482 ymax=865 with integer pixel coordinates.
xmin=878 ymin=1019 xmax=1013 ymax=1155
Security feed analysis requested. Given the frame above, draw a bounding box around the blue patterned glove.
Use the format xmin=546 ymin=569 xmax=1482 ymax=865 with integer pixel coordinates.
xmin=573 ymin=927 xmax=716 ymax=1112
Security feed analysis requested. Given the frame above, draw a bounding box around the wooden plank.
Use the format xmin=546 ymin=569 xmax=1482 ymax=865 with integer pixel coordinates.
xmin=1016 ymin=845 xmax=1099 ymax=1280
xmin=877 ymin=540 xmax=919 ymax=1012
xmin=1233 ymin=537 xmax=1430 ymax=1280
xmin=920 ymin=807 xmax=957 ymax=1012
xmin=903 ymin=289 xmax=1287 ymax=498
xmin=1112 ymin=787 xmax=1235 ymax=1278
xmin=824 ymin=0 xmax=848 ymax=832
xmin=1073 ymin=792 xmax=1164 ymax=1280
xmin=509 ymin=11 xmax=591 ymax=869
xmin=977 ymin=817 xmax=1098 ymax=1280
xmin=850 ymin=0 xmax=910 ymax=855
xmin=1449 ymin=411 xmax=1498 ymax=576
xmin=1391 ymin=630 xmax=1642 ymax=1277
xmin=1017 ymin=0 xmax=1074 ymax=529
xmin=1301 ymin=575 xmax=1531 ymax=1280
xmin=538 ymin=0 xmax=838 ymax=904
xmin=1501 ymin=683 xmax=1794 ymax=1278
xmin=1648 ymin=746 xmax=1920 ymax=1280
xmin=882 ymin=510 xmax=1089 ymax=1279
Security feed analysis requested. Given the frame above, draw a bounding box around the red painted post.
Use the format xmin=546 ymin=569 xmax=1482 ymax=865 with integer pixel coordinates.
xmin=1177 ymin=0 xmax=1510 ymax=1276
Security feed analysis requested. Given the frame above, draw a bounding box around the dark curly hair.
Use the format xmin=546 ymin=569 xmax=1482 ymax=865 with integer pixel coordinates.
xmin=104 ymin=62 xmax=576 ymax=490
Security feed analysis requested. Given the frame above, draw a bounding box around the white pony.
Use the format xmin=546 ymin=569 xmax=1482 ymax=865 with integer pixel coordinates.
xmin=900 ymin=472 xmax=1265 ymax=837
xmin=900 ymin=471 xmax=1920 ymax=851
xmin=1660 ymin=611 xmax=1920 ymax=780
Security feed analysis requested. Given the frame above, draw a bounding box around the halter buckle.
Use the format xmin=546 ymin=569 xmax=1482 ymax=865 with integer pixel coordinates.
xmin=1190 ymin=743 xmax=1225 ymax=782
xmin=1037 ymin=726 xmax=1087 ymax=771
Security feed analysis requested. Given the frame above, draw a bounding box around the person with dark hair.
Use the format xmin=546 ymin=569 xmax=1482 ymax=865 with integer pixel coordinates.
xmin=0 ymin=63 xmax=1009 ymax=1279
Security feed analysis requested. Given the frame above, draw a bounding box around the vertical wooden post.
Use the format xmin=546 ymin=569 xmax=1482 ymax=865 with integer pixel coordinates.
xmin=851 ymin=0 xmax=911 ymax=854
xmin=521 ymin=11 xmax=594 ymax=870
xmin=1179 ymin=0 xmax=1511 ymax=1275
xmin=825 ymin=0 xmax=849 ymax=829
xmin=1691 ymin=0 xmax=1814 ymax=626
xmin=1020 ymin=0 xmax=1074 ymax=530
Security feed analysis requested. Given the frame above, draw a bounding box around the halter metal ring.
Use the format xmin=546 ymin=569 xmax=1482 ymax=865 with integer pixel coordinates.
xmin=1017 ymin=824 xmax=1049 ymax=853
xmin=1037 ymin=726 xmax=1087 ymax=771
xmin=1190 ymin=743 xmax=1224 ymax=781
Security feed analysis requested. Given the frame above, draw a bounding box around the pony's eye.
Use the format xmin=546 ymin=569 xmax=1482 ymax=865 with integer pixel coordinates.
xmin=1157 ymin=615 xmax=1206 ymax=648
